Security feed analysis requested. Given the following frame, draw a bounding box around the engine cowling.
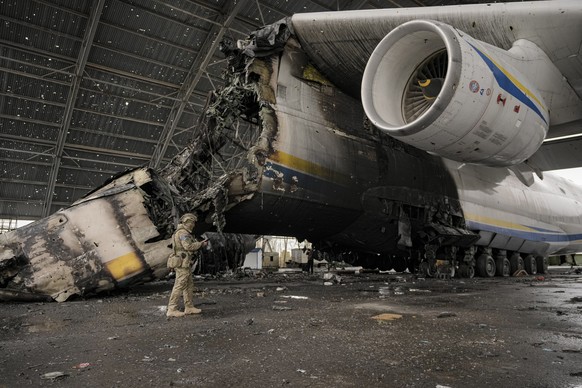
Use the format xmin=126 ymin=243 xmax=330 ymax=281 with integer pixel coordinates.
xmin=361 ymin=20 xmax=549 ymax=167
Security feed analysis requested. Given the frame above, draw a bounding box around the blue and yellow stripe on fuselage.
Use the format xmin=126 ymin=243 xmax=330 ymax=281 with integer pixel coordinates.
xmin=465 ymin=213 xmax=582 ymax=243
xmin=264 ymin=150 xmax=353 ymax=191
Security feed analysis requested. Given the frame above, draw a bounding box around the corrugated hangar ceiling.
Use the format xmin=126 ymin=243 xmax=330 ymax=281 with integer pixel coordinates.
xmin=0 ymin=0 xmax=522 ymax=222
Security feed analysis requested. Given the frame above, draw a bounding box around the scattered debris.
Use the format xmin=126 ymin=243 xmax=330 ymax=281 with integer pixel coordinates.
xmin=335 ymin=266 xmax=363 ymax=274
xmin=277 ymin=268 xmax=302 ymax=273
xmin=393 ymin=286 xmax=405 ymax=295
xmin=323 ymin=281 xmax=333 ymax=286
xmin=371 ymin=313 xmax=403 ymax=321
xmin=322 ymin=273 xmax=342 ymax=284
xmin=256 ymin=292 xmax=265 ymax=297
xmin=309 ymin=318 xmax=324 ymax=326
xmin=281 ymin=295 xmax=308 ymax=300
xmin=276 ymin=287 xmax=287 ymax=292
xmin=379 ymin=287 xmax=391 ymax=296
xmin=244 ymin=318 xmax=254 ymax=325
xmin=477 ymin=351 xmax=500 ymax=358
xmin=40 ymin=372 xmax=68 ymax=380
xmin=513 ymin=269 xmax=528 ymax=277
xmin=272 ymin=306 xmax=292 ymax=311
xmin=72 ymin=363 xmax=91 ymax=369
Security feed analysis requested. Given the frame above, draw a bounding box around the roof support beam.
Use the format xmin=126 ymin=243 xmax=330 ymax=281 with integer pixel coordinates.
xmin=41 ymin=0 xmax=105 ymax=217
xmin=149 ymin=0 xmax=250 ymax=169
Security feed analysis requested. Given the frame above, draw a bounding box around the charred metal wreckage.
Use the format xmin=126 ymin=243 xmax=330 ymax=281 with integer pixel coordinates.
xmin=3 ymin=3 xmax=582 ymax=301
xmin=0 ymin=20 xmax=289 ymax=302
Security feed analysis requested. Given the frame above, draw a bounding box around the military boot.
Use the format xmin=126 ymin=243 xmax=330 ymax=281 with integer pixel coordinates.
xmin=166 ymin=308 xmax=185 ymax=318
xmin=184 ymin=306 xmax=201 ymax=315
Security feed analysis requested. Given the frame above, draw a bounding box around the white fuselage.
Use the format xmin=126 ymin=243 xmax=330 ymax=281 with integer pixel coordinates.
xmin=255 ymin=41 xmax=582 ymax=257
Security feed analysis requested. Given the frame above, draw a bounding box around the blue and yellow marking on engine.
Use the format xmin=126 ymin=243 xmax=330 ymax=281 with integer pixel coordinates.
xmin=468 ymin=42 xmax=548 ymax=125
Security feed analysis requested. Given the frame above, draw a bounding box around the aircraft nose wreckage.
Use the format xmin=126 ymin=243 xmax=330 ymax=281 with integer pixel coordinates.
xmin=0 ymin=166 xmax=256 ymax=302
xmin=1 ymin=169 xmax=175 ymax=302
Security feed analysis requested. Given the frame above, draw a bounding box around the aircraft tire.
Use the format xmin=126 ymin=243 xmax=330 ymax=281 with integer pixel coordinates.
xmin=477 ymin=254 xmax=496 ymax=277
xmin=460 ymin=264 xmax=475 ymax=279
xmin=393 ymin=257 xmax=407 ymax=273
xmin=509 ymin=253 xmax=524 ymax=275
xmin=536 ymin=255 xmax=549 ymax=274
xmin=418 ymin=261 xmax=434 ymax=277
xmin=524 ymin=255 xmax=537 ymax=275
xmin=495 ymin=257 xmax=510 ymax=277
xmin=377 ymin=255 xmax=393 ymax=271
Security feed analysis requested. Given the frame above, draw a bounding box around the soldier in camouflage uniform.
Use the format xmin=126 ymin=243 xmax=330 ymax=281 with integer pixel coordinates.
xmin=166 ymin=213 xmax=208 ymax=318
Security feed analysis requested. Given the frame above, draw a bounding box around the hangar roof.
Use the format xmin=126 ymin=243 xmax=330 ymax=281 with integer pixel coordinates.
xmin=0 ymin=0 xmax=519 ymax=223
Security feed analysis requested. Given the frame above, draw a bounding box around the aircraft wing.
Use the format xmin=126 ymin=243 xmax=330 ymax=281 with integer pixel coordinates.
xmin=290 ymin=1 xmax=582 ymax=170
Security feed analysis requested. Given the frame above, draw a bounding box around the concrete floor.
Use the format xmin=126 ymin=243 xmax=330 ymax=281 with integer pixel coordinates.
xmin=1 ymin=268 xmax=582 ymax=387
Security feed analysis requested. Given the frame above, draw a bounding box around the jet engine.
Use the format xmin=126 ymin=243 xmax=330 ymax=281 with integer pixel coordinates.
xmin=361 ymin=20 xmax=549 ymax=167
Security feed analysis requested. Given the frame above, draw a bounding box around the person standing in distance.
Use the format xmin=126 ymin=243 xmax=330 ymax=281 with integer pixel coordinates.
xmin=167 ymin=213 xmax=208 ymax=318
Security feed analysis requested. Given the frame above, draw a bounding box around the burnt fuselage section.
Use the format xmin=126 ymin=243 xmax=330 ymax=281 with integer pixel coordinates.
xmin=199 ymin=35 xmax=471 ymax=258
xmin=0 ymin=168 xmax=174 ymax=302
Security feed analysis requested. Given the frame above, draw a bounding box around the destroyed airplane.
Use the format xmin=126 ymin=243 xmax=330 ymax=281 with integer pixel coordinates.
xmin=2 ymin=1 xmax=582 ymax=301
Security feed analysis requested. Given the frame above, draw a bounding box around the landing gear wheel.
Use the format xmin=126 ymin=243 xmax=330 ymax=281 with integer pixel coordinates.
xmin=441 ymin=264 xmax=455 ymax=279
xmin=392 ymin=257 xmax=407 ymax=273
xmin=407 ymin=260 xmax=418 ymax=275
xmin=510 ymin=254 xmax=524 ymax=275
xmin=377 ymin=256 xmax=393 ymax=271
xmin=458 ymin=264 xmax=475 ymax=279
xmin=524 ymin=254 xmax=537 ymax=275
xmin=477 ymin=254 xmax=496 ymax=277
xmin=536 ymin=255 xmax=549 ymax=274
xmin=495 ymin=257 xmax=510 ymax=277
xmin=418 ymin=261 xmax=434 ymax=277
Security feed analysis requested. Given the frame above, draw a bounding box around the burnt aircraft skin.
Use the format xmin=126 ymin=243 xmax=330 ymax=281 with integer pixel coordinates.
xmin=218 ymin=37 xmax=466 ymax=257
xmin=3 ymin=3 xmax=582 ymax=301
xmin=0 ymin=165 xmax=255 ymax=302
xmin=0 ymin=168 xmax=175 ymax=302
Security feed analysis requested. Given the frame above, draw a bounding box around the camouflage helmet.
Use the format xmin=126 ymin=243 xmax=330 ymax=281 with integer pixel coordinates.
xmin=180 ymin=213 xmax=197 ymax=224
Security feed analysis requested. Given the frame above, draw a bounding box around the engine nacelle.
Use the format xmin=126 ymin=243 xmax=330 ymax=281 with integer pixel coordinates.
xmin=361 ymin=20 xmax=549 ymax=167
